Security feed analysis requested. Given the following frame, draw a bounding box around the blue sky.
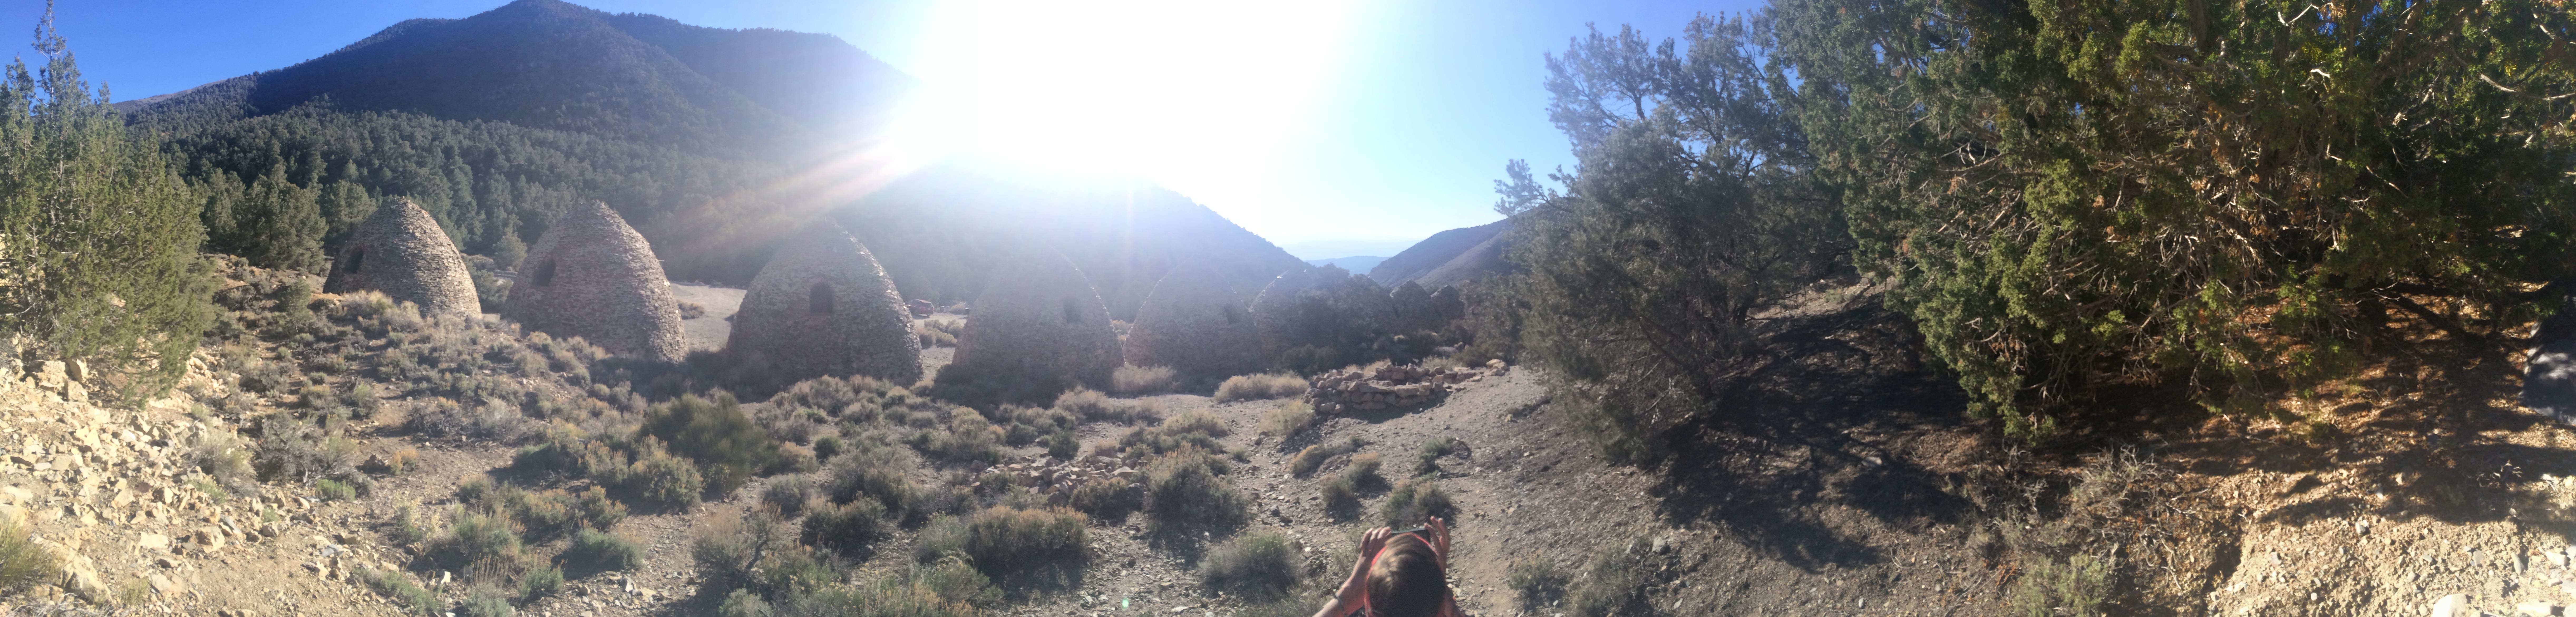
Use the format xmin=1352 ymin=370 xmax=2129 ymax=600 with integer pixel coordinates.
xmin=14 ymin=0 xmax=1756 ymax=257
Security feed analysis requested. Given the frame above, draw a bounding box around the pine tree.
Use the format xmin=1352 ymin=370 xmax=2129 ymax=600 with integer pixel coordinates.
xmin=0 ymin=5 xmax=214 ymax=395
xmin=238 ymin=165 xmax=326 ymax=271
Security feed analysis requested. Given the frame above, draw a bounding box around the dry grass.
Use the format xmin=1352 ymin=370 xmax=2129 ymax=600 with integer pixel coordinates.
xmin=1113 ymin=364 xmax=1179 ymax=395
xmin=1259 ymin=400 xmax=1315 ymax=438
xmin=1215 ymin=372 xmax=1308 ymax=402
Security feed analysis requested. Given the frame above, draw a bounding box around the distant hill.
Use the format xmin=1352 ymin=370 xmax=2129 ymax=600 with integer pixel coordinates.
xmin=114 ymin=0 xmax=1299 ymax=302
xmin=1369 ymin=219 xmax=1516 ymax=286
xmin=1280 ymin=238 xmax=1420 ymax=261
xmin=844 ymin=158 xmax=1305 ymax=320
xmin=118 ymin=0 xmax=912 ymax=154
xmin=1307 ymin=256 xmax=1387 ymax=272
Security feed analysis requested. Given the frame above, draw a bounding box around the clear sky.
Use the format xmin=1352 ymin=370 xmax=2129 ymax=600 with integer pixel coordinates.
xmin=12 ymin=0 xmax=1758 ymax=253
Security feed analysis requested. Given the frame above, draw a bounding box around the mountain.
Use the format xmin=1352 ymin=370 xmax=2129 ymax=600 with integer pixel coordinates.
xmin=1306 ymin=256 xmax=1386 ymax=272
xmin=114 ymin=0 xmax=1300 ymax=302
xmin=843 ymin=158 xmax=1305 ymax=320
xmin=118 ymin=0 xmax=913 ymax=154
xmin=1368 ymin=219 xmax=1514 ymax=286
xmin=1279 ymin=238 xmax=1421 ymax=261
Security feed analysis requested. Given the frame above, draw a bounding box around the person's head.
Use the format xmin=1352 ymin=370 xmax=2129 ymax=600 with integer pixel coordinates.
xmin=1364 ymin=532 xmax=1447 ymax=617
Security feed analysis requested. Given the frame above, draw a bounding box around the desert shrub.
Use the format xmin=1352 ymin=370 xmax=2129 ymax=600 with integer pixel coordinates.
xmin=1041 ymin=430 xmax=1080 ymax=460
xmin=770 ymin=443 xmax=820 ymax=475
xmin=506 ymin=489 xmax=581 ymax=543
xmin=822 ymin=439 xmax=925 ymax=522
xmin=719 ymin=587 xmax=774 ymax=617
xmin=432 ymin=511 xmax=524 ymax=570
xmin=1259 ymin=400 xmax=1315 ymax=438
xmin=188 ymin=432 xmax=256 ymax=492
xmin=1379 ymin=477 xmax=1455 ymax=527
xmin=1318 ymin=475 xmax=1360 ymax=519
xmin=406 ymin=397 xmax=536 ymax=443
xmin=693 ymin=510 xmax=803 ymax=598
xmin=1215 ymin=372 xmax=1307 ymax=401
xmin=803 ymin=497 xmax=889 ymax=557
xmin=915 ymin=322 xmax=957 ymax=348
xmin=1111 ymin=364 xmax=1179 ymax=395
xmin=1344 ymin=452 xmax=1384 ymax=485
xmin=624 ymin=438 xmax=707 ymax=508
xmin=812 ymin=435 xmax=845 ymax=461
xmin=572 ymin=487 xmax=626 ymax=530
xmin=637 ymin=392 xmax=779 ymax=496
xmin=1142 ymin=449 xmax=1249 ymax=528
xmin=1201 ymin=532 xmax=1301 ymax=598
xmin=519 ymin=562 xmax=564 ymax=598
xmin=1414 ymin=437 xmax=1459 ymax=476
xmin=1050 ymin=388 xmax=1114 ymax=420
xmin=1567 ymin=543 xmax=1649 ymax=617
xmin=0 ymin=515 xmax=60 ymax=599
xmin=316 ymin=478 xmax=358 ymax=501
xmin=794 ymin=576 xmax=979 ymax=617
xmin=1289 ymin=438 xmax=1361 ymax=478
xmin=1065 ymin=478 xmax=1139 ymax=521
xmin=910 ymin=556 xmax=1000 ymax=606
xmin=759 ymin=545 xmax=835 ymax=600
xmin=909 ymin=407 xmax=1003 ymax=466
xmin=1506 ymin=554 xmax=1568 ymax=610
xmin=678 ymin=300 xmax=707 ymax=319
xmin=461 ymin=585 xmax=514 ymax=617
xmin=762 ymin=474 xmax=818 ymax=517
xmin=386 ymin=505 xmax=431 ymax=546
xmin=924 ymin=506 xmax=1088 ymax=579
xmin=1161 ymin=410 xmax=1229 ymax=438
xmin=564 ymin=529 xmax=646 ymax=572
xmin=253 ymin=417 xmax=357 ymax=482
xmin=2007 ymin=554 xmax=2111 ymax=617
xmin=358 ymin=567 xmax=441 ymax=615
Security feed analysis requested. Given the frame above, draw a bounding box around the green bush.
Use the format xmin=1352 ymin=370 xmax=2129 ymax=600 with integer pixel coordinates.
xmin=719 ymin=587 xmax=775 ymax=617
xmin=823 ymin=439 xmax=925 ymax=522
xmin=637 ymin=392 xmax=779 ymax=496
xmin=1289 ymin=438 xmax=1360 ymax=478
xmin=1065 ymin=478 xmax=1139 ymax=521
xmin=1318 ymin=475 xmax=1359 ymax=520
xmin=1201 ymin=532 xmax=1301 ymax=598
xmin=762 ymin=474 xmax=818 ymax=518
xmin=908 ymin=407 xmax=1003 ymax=466
xmin=358 ymin=567 xmax=441 ymax=615
xmin=461 ymin=585 xmax=514 ymax=617
xmin=519 ymin=562 xmax=564 ymax=599
xmin=794 ymin=577 xmax=978 ymax=617
xmin=1041 ymin=430 xmax=1080 ymax=460
xmin=803 ymin=497 xmax=889 ymax=557
xmin=1214 ymin=373 xmax=1307 ymax=401
xmin=922 ymin=506 xmax=1088 ymax=579
xmin=564 ymin=528 xmax=645 ymax=572
xmin=910 ymin=557 xmax=1000 ymax=606
xmin=432 ymin=511 xmax=524 ymax=569
xmin=316 ymin=478 xmax=358 ymax=501
xmin=0 ymin=514 xmax=60 ymax=599
xmin=694 ymin=510 xmax=802 ymax=598
xmin=1143 ymin=450 xmax=1249 ymax=528
xmin=1414 ymin=437 xmax=1458 ymax=476
xmin=625 ymin=438 xmax=707 ymax=508
xmin=1379 ymin=477 xmax=1455 ymax=527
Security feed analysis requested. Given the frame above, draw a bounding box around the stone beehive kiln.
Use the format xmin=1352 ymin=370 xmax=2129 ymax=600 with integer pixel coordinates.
xmin=1250 ymin=265 xmax=1332 ymax=357
xmin=949 ymin=249 xmax=1123 ymax=387
xmin=501 ymin=202 xmax=687 ymax=363
xmin=1304 ymin=359 xmax=1507 ymax=413
xmin=1122 ymin=265 xmax=1264 ymax=379
xmin=1430 ymin=284 xmax=1467 ymax=322
xmin=726 ymin=224 xmax=923 ymax=385
xmin=321 ymin=199 xmax=479 ymax=316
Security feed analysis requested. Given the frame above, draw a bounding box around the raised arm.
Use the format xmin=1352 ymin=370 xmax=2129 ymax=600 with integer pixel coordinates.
xmin=1313 ymin=527 xmax=1394 ymax=617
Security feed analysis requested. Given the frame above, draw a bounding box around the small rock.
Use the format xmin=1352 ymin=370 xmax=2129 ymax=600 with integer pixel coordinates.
xmin=148 ymin=573 xmax=181 ymax=595
xmin=2433 ymin=594 xmax=2472 ymax=617
xmin=2520 ymin=601 xmax=2565 ymax=617
xmin=137 ymin=532 xmax=171 ymax=551
xmin=60 ymin=562 xmax=109 ymax=603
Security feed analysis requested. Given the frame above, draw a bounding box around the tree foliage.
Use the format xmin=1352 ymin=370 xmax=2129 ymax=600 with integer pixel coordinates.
xmin=1500 ymin=1 xmax=2576 ymax=451
xmin=0 ymin=10 xmax=212 ymax=394
xmin=1777 ymin=0 xmax=2576 ymax=439
xmin=1493 ymin=18 xmax=1843 ymax=461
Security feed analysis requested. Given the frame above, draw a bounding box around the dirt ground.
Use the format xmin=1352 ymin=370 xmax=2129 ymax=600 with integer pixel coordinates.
xmin=16 ymin=279 xmax=2576 ymax=617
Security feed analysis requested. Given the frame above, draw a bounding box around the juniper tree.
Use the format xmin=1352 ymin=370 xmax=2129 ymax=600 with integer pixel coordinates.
xmin=1494 ymin=17 xmax=1844 ymax=461
xmin=0 ymin=7 xmax=214 ymax=395
xmin=1774 ymin=0 xmax=2576 ymax=439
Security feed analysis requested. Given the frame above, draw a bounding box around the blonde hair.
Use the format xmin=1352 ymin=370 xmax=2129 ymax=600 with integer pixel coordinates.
xmin=1364 ymin=534 xmax=1446 ymax=617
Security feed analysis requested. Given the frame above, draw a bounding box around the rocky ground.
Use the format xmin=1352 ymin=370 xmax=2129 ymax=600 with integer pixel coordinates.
xmin=6 ymin=277 xmax=2576 ymax=617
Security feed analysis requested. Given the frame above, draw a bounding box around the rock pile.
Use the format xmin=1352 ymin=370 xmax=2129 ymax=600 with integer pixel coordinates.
xmin=1123 ymin=264 xmax=1265 ymax=379
xmin=982 ymin=454 xmax=1140 ymax=496
xmin=726 ymin=223 xmax=923 ymax=384
xmin=321 ymin=198 xmax=480 ymax=317
xmin=501 ymin=202 xmax=687 ymax=363
xmin=947 ymin=249 xmax=1123 ymax=388
xmin=1304 ymin=360 xmax=1507 ymax=413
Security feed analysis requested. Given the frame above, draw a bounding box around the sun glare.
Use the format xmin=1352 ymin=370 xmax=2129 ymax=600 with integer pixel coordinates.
xmin=893 ymin=0 xmax=1359 ymax=189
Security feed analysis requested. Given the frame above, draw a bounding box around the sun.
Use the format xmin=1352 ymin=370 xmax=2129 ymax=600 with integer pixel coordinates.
xmin=890 ymin=0 xmax=1360 ymax=185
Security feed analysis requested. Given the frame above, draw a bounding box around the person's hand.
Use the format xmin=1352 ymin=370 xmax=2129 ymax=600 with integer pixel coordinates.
xmin=1427 ymin=517 xmax=1451 ymax=569
xmin=1357 ymin=526 xmax=1393 ymax=572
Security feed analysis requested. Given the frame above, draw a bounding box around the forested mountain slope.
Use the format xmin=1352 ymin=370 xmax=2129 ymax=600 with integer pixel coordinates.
xmin=113 ymin=0 xmax=1298 ymax=300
